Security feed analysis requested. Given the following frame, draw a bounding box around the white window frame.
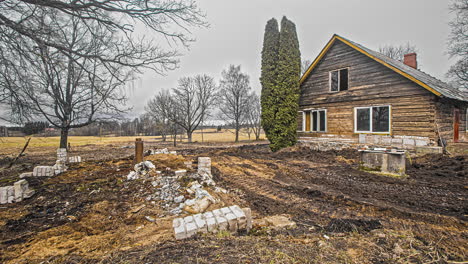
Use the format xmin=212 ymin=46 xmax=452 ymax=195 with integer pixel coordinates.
xmin=310 ymin=109 xmax=327 ymax=132
xmin=466 ymin=109 xmax=468 ymax=132
xmin=301 ymin=111 xmax=306 ymax=132
xmin=354 ymin=105 xmax=391 ymax=134
xmin=329 ymin=67 xmax=349 ymax=92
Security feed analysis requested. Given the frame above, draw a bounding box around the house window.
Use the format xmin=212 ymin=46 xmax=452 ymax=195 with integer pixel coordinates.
xmin=355 ymin=106 xmax=390 ymax=133
xmin=311 ymin=109 xmax=327 ymax=132
xmin=302 ymin=110 xmax=327 ymax=132
xmin=330 ymin=68 xmax=348 ymax=92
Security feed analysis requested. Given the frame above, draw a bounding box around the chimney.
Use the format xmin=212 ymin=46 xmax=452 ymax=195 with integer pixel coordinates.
xmin=403 ymin=53 xmax=417 ymax=69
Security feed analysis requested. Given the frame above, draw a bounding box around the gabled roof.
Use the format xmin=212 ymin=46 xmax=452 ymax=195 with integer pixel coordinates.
xmin=300 ymin=34 xmax=468 ymax=102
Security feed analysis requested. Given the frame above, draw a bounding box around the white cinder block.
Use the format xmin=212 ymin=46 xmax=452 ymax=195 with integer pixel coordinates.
xmin=225 ymin=212 xmax=238 ymax=232
xmin=193 ymin=213 xmax=208 ymax=233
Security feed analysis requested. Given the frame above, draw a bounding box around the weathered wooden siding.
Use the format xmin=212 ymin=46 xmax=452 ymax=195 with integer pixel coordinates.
xmin=299 ymin=40 xmax=438 ymax=140
xmin=435 ymin=98 xmax=468 ymax=143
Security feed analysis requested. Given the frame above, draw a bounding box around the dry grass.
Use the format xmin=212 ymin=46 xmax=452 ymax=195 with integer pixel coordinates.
xmin=0 ymin=129 xmax=265 ymax=154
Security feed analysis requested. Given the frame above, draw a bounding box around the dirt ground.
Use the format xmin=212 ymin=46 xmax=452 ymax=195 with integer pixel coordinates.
xmin=0 ymin=141 xmax=466 ymax=263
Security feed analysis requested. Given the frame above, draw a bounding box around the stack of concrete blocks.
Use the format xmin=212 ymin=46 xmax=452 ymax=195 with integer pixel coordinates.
xmin=197 ymin=157 xmax=214 ymax=185
xmin=360 ymin=134 xmax=431 ymax=149
xmin=33 ymin=166 xmax=55 ymax=177
xmin=53 ymin=148 xmax=68 ymax=174
xmin=0 ymin=179 xmax=34 ymax=204
xmin=173 ymin=205 xmax=252 ymax=240
xmin=68 ymin=156 xmax=82 ymax=163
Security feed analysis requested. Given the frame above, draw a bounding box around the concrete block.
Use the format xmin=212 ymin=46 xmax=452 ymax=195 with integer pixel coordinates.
xmin=19 ymin=172 xmax=33 ymax=178
xmin=242 ymin=208 xmax=252 ymax=231
xmin=403 ymin=138 xmax=415 ymax=146
xmin=68 ymin=156 xmax=82 ymax=163
xmin=0 ymin=187 xmax=8 ymax=204
xmin=213 ymin=213 xmax=228 ymax=231
xmin=185 ymin=222 xmax=198 ymax=237
xmin=229 ymin=205 xmax=247 ymax=229
xmin=14 ymin=179 xmax=28 ymax=202
xmin=203 ymin=212 xmax=217 ymax=232
xmin=391 ymin=138 xmax=403 ymax=145
xmin=33 ymin=166 xmax=54 ymax=177
xmin=193 ymin=213 xmax=208 ymax=233
xmin=173 ymin=218 xmax=187 ymax=240
xmin=6 ymin=186 xmax=14 ymax=203
xmin=381 ymin=136 xmax=392 ymax=145
xmin=415 ymin=139 xmax=429 ymax=146
xmin=415 ymin=146 xmax=443 ymax=154
xmin=224 ymin=212 xmax=238 ymax=232
xmin=358 ymin=134 xmax=366 ymax=144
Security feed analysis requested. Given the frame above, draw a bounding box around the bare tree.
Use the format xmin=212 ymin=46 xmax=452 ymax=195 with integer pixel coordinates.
xmin=145 ymin=89 xmax=174 ymax=141
xmin=301 ymin=59 xmax=312 ymax=76
xmin=0 ymin=0 xmax=207 ymax=147
xmin=0 ymin=0 xmax=206 ymax=73
xmin=447 ymin=0 xmax=468 ymax=92
xmin=171 ymin=74 xmax=217 ymax=142
xmin=0 ymin=16 xmax=131 ymax=148
xmin=245 ymin=93 xmax=262 ymax=141
xmin=379 ymin=43 xmax=418 ymax=61
xmin=218 ymin=65 xmax=251 ymax=142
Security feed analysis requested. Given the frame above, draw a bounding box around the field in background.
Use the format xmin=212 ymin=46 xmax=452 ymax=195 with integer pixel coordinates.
xmin=0 ymin=129 xmax=265 ymax=154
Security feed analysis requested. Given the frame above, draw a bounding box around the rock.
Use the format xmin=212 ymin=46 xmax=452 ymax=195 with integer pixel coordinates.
xmin=127 ymin=171 xmax=138 ymax=180
xmin=145 ymin=216 xmax=156 ymax=222
xmin=174 ymin=195 xmax=185 ymax=203
xmin=134 ymin=161 xmax=156 ymax=176
xmin=214 ymin=187 xmax=228 ymax=193
xmin=183 ymin=196 xmax=213 ymax=214
xmin=262 ymin=215 xmax=296 ymax=229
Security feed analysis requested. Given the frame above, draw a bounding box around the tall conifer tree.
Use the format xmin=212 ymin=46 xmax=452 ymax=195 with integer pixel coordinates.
xmin=261 ymin=16 xmax=300 ymax=151
xmin=260 ymin=18 xmax=280 ymax=141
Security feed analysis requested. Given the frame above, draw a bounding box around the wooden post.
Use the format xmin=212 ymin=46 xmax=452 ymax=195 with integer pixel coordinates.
xmin=135 ymin=138 xmax=143 ymax=164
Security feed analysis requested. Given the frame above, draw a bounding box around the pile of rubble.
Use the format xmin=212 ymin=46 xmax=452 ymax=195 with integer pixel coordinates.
xmin=0 ymin=179 xmax=35 ymax=204
xmin=126 ymin=156 xmax=222 ymax=216
xmin=148 ymin=148 xmax=177 ymax=155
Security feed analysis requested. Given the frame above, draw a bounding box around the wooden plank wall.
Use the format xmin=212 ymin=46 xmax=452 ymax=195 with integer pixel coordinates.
xmin=435 ymin=98 xmax=468 ymax=143
xmin=299 ymin=40 xmax=439 ymax=140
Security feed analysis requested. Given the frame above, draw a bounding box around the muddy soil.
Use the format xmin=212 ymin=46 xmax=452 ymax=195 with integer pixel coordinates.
xmin=0 ymin=142 xmax=466 ymax=263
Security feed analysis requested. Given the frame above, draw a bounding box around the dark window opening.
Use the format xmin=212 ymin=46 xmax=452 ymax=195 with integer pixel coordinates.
xmin=330 ymin=68 xmax=349 ymax=92
xmin=312 ymin=111 xmax=318 ymax=131
xmin=372 ymin=106 xmax=389 ymax=132
xmin=356 ymin=108 xmax=370 ymax=131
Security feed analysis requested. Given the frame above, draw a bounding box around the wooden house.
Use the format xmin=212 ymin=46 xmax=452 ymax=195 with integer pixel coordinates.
xmin=298 ymin=34 xmax=468 ymax=145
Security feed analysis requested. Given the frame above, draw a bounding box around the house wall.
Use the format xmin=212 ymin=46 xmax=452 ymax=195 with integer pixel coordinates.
xmin=299 ymin=40 xmax=439 ymax=141
xmin=435 ymin=98 xmax=468 ymax=143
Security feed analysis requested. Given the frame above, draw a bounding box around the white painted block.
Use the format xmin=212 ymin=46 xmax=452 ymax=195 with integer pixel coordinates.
xmin=229 ymin=205 xmax=247 ymax=229
xmin=193 ymin=213 xmax=208 ymax=233
xmin=6 ymin=186 xmax=14 ymax=203
xmin=173 ymin=218 xmax=187 ymax=240
xmin=0 ymin=187 xmax=7 ymax=204
xmin=225 ymin=212 xmax=238 ymax=232
xmin=185 ymin=222 xmax=198 ymax=237
xmin=214 ymin=214 xmax=228 ymax=231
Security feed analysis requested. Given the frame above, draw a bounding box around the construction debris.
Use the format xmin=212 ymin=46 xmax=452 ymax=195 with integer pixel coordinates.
xmin=196 ymin=157 xmax=215 ymax=186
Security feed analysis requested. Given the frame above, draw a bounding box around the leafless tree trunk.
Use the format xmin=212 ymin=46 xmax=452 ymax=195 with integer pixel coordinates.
xmin=246 ymin=93 xmax=262 ymax=141
xmin=218 ymin=65 xmax=251 ymax=142
xmin=171 ymin=75 xmax=217 ymax=142
xmin=145 ymin=89 xmax=174 ymax=141
xmin=0 ymin=17 xmax=130 ymax=148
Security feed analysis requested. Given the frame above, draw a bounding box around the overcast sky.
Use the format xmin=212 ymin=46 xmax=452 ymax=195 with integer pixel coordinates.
xmin=0 ymin=0 xmax=454 ymax=125
xmin=127 ymin=0 xmax=453 ymax=118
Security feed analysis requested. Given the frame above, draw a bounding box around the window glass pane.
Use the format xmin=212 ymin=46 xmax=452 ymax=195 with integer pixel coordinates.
xmin=372 ymin=106 xmax=389 ymax=132
xmin=330 ymin=71 xmax=339 ymax=91
xmin=319 ymin=111 xmax=326 ymax=131
xmin=312 ymin=111 xmax=318 ymax=131
xmin=356 ymin=108 xmax=370 ymax=131
xmin=340 ymin=69 xmax=348 ymax=91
